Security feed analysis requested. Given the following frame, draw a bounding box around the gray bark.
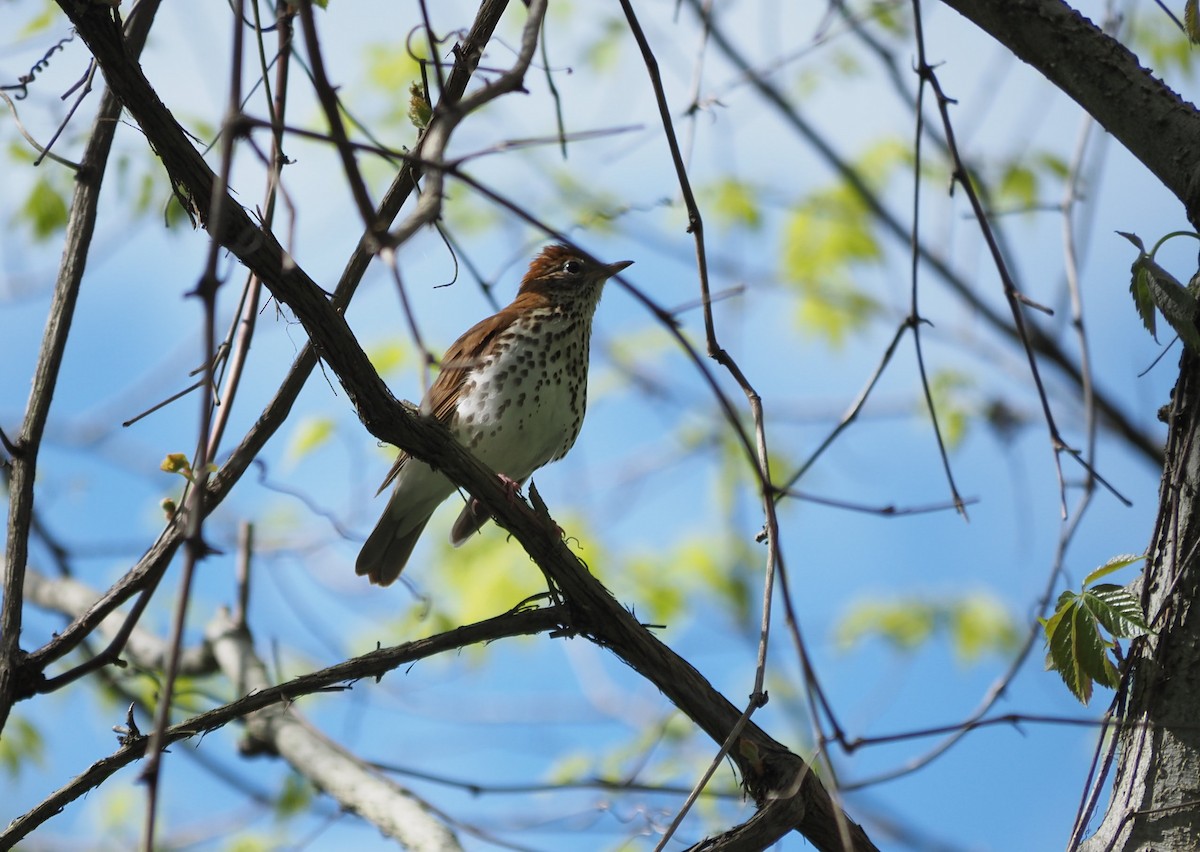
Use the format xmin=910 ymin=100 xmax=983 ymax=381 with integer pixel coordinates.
xmin=933 ymin=2 xmax=1200 ymax=847
xmin=1078 ymin=354 xmax=1200 ymax=851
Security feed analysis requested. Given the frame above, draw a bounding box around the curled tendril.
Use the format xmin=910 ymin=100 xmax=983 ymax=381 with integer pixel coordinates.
xmin=403 ymin=24 xmax=464 ymax=70
xmin=2 ymin=30 xmax=77 ymax=101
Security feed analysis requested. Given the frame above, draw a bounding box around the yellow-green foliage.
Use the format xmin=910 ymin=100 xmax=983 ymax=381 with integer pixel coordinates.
xmin=836 ymin=590 xmax=1020 ymax=664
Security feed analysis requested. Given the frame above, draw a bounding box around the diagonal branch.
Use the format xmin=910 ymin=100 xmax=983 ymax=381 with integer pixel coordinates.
xmin=52 ymin=3 xmax=875 ymax=848
xmin=683 ymin=0 xmax=1167 ymax=469
xmin=206 ymin=608 xmax=463 ymax=851
xmin=19 ymin=0 xmax=511 ymax=693
xmin=937 ymin=0 xmax=1200 ymax=226
xmin=1 ymin=605 xmax=564 ymax=846
xmin=0 ymin=0 xmax=163 ymax=735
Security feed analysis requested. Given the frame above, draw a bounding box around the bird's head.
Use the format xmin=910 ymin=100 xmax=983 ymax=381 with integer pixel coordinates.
xmin=517 ymin=244 xmax=633 ymax=306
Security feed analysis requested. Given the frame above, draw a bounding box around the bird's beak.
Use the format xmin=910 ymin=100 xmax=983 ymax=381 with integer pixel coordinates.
xmin=602 ymin=259 xmax=633 ymax=278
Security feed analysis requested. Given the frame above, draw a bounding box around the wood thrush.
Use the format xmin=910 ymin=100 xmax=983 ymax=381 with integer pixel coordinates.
xmin=356 ymin=244 xmax=633 ymax=586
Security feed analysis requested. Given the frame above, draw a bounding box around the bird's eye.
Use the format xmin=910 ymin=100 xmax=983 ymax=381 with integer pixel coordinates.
xmin=563 ymin=259 xmax=584 ymax=275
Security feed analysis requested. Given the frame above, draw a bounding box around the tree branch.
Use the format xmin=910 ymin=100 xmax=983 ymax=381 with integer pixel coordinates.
xmin=684 ymin=0 xmax=1167 ymax=469
xmin=0 ymin=0 xmax=162 ymax=734
xmin=0 ymin=605 xmax=563 ymax=846
xmin=52 ymin=2 xmax=875 ymax=848
xmin=206 ymin=608 xmax=463 ymax=851
xmin=937 ymin=0 xmax=1200 ymax=225
xmin=19 ymin=0 xmax=510 ymax=691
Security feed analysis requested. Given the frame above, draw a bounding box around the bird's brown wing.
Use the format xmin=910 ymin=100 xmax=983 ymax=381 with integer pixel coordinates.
xmin=375 ymin=307 xmax=518 ymax=494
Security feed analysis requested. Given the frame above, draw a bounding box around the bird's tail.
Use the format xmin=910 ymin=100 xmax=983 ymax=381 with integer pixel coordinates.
xmin=356 ymin=506 xmax=433 ymax=587
xmin=450 ymin=500 xmax=490 ymax=546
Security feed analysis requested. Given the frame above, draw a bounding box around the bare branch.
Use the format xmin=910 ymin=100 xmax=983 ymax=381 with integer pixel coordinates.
xmin=937 ymin=0 xmax=1200 ymax=225
xmin=0 ymin=0 xmax=163 ymax=735
xmin=206 ymin=608 xmax=464 ymax=851
xmin=1 ymin=605 xmax=565 ymax=846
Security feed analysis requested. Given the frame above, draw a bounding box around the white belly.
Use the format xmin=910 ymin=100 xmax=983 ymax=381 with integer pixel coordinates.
xmin=449 ymin=314 xmax=590 ymax=481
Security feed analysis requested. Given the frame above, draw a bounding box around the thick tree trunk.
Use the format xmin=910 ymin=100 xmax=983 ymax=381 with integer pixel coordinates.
xmin=929 ymin=3 xmax=1200 ymax=848
xmin=1079 ymin=352 xmax=1200 ymax=851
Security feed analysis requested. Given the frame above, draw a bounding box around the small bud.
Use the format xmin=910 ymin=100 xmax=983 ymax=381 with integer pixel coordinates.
xmin=408 ymin=81 xmax=432 ymax=130
xmin=160 ymin=452 xmax=193 ymax=480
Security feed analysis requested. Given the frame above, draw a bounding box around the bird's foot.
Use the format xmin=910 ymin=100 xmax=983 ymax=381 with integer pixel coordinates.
xmin=462 ymin=474 xmax=523 ymax=523
xmin=497 ymin=473 xmax=522 ymax=500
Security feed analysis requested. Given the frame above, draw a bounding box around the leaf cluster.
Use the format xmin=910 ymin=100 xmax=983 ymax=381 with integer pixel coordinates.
xmin=1040 ymin=554 xmax=1151 ymax=705
xmin=1120 ymin=230 xmax=1200 ymax=353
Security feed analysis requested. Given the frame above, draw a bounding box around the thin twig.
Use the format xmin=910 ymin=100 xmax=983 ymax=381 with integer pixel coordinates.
xmin=379 ymin=246 xmax=437 ymax=398
xmin=205 ymin=4 xmax=295 ymax=461
xmin=781 ymin=488 xmax=978 ymax=517
xmin=0 ymin=0 xmax=162 ymax=735
xmin=780 ymin=321 xmax=909 ymax=492
xmin=680 ymin=0 xmax=1163 ymax=469
xmin=20 ymin=0 xmax=511 ymax=687
xmin=233 ymin=522 xmax=253 ymax=640
xmin=912 ymin=14 xmax=1127 ymax=516
xmin=386 ymin=0 xmax=549 ymax=252
xmin=138 ymin=3 xmax=247 ymax=843
xmin=908 ymin=3 xmax=969 ymax=517
xmin=617 ymin=1 xmax=846 ymax=843
xmin=2 ymin=606 xmax=566 ymax=847
xmin=0 ymin=93 xmax=81 ymax=169
xmin=535 ymin=14 xmax=568 ymax=159
xmin=295 ymin=0 xmax=379 ymax=235
xmin=617 ymin=0 xmax=714 ymax=354
xmin=35 ymin=60 xmax=99 ymax=167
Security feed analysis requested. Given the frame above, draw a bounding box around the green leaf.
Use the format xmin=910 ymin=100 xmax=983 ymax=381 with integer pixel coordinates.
xmin=836 ymin=599 xmax=936 ymax=651
xmin=0 ymin=714 xmax=44 ymax=777
xmin=926 ymin=369 xmax=974 ymax=450
xmin=1044 ymin=594 xmax=1093 ymax=704
xmin=367 ymin=45 xmax=423 ymax=89
xmin=621 ymin=537 xmax=756 ymax=626
xmin=1071 ymin=603 xmax=1118 ymax=691
xmin=781 ymin=141 xmax=906 ymax=344
xmin=871 ymin=2 xmax=911 ymax=35
xmin=20 ymin=177 xmax=69 ymax=240
xmin=365 ymin=44 xmax=423 ymax=125
xmin=1116 ymin=230 xmax=1145 ymax=252
xmin=949 ymin=593 xmax=1021 ymax=662
xmin=275 ymin=772 xmax=312 ymax=820
xmin=1130 ymin=262 xmax=1158 ymax=340
xmin=1042 ymin=575 xmax=1147 ymax=705
xmin=1034 ymin=152 xmax=1071 ymax=180
xmin=1187 ymin=0 xmax=1200 ymax=44
xmin=367 ymin=340 xmax=409 ymax=376
xmin=164 ymin=193 xmax=191 ymax=229
xmin=286 ymin=416 xmax=335 ymax=463
xmin=584 ymin=17 xmax=625 ymax=71
xmin=795 ymin=289 xmax=882 ymax=345
xmin=998 ymin=163 xmax=1037 ymax=209
xmin=160 ymin=452 xmax=194 ymax=480
xmin=226 ymin=835 xmax=274 ymax=852
xmin=443 ymin=188 xmax=503 ymax=235
xmin=1130 ymin=13 xmax=1195 ymax=74
xmin=1087 ymin=584 xmax=1152 ymax=638
xmin=96 ymin=787 xmax=138 ymax=835
xmin=547 ymin=752 xmax=593 ymax=785
xmin=711 ymin=178 xmax=762 ymax=231
xmin=1138 ymin=255 xmax=1200 ymax=352
xmin=1084 ymin=552 xmax=1146 ymax=585
xmin=407 ymin=80 xmax=432 ymax=130
xmin=20 ymin=5 xmax=59 ymax=37
xmin=838 ymin=592 xmax=1018 ymax=663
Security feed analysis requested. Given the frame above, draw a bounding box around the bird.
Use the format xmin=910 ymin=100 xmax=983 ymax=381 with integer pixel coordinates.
xmin=356 ymin=244 xmax=633 ymax=586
